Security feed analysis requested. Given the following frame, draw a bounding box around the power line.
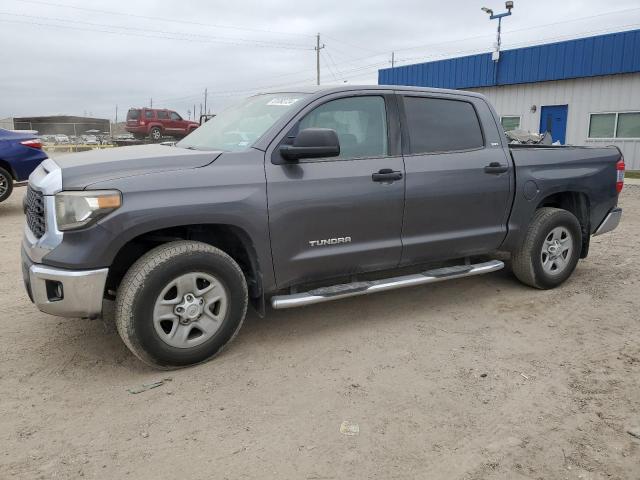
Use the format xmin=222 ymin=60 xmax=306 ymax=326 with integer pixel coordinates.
xmin=322 ymin=34 xmax=379 ymax=54
xmin=321 ymin=50 xmax=339 ymax=82
xmin=324 ymin=50 xmax=345 ymax=78
xmin=390 ymin=5 xmax=640 ymax=55
xmin=397 ymin=22 xmax=640 ymax=66
xmin=126 ymin=18 xmax=640 ymax=106
xmin=0 ymin=12 xmax=312 ymax=49
xmin=9 ymin=0 xmax=315 ymax=38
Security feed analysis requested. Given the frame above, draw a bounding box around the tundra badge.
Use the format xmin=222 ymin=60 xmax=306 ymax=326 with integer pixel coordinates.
xmin=309 ymin=237 xmax=352 ymax=247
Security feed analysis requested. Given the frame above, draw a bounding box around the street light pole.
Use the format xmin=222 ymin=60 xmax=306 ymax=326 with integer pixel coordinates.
xmin=481 ymin=1 xmax=514 ymax=62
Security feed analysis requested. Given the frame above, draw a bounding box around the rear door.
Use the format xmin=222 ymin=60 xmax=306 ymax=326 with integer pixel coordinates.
xmin=399 ymin=93 xmax=512 ymax=265
xmin=265 ymin=92 xmax=405 ymax=288
xmin=156 ymin=110 xmax=171 ymax=131
xmin=165 ymin=111 xmax=184 ymax=134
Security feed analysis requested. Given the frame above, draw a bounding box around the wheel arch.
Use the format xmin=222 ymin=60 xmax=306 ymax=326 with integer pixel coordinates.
xmin=106 ymin=223 xmax=264 ymax=314
xmin=0 ymin=159 xmax=17 ymax=180
xmin=535 ymin=190 xmax=591 ymax=258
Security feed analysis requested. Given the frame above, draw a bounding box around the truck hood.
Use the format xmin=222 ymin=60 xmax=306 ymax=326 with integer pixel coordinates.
xmin=54 ymin=144 xmax=221 ymax=189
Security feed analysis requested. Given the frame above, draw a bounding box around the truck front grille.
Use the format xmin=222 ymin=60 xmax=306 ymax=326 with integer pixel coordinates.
xmin=25 ymin=186 xmax=46 ymax=239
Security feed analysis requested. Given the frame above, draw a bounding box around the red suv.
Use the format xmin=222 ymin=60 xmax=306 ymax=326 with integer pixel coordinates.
xmin=125 ymin=108 xmax=199 ymax=142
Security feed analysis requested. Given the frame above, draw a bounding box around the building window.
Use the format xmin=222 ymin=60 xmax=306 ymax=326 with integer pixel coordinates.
xmin=500 ymin=116 xmax=520 ymax=131
xmin=589 ymin=112 xmax=640 ymax=139
xmin=616 ymin=112 xmax=640 ymax=138
xmin=589 ymin=113 xmax=616 ymax=138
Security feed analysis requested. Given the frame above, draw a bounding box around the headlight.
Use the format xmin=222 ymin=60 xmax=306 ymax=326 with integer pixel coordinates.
xmin=54 ymin=190 xmax=122 ymax=231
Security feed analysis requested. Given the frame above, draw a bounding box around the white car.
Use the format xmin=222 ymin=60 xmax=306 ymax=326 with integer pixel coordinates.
xmin=54 ymin=134 xmax=70 ymax=144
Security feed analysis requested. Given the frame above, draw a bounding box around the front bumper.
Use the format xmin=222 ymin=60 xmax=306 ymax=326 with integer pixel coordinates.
xmin=22 ymin=247 xmax=108 ymax=319
xmin=594 ymin=207 xmax=622 ymax=236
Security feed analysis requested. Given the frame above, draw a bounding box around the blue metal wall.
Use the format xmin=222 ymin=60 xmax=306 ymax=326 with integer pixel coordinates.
xmin=378 ymin=29 xmax=640 ymax=88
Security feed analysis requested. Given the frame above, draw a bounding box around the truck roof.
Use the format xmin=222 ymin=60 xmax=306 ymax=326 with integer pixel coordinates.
xmin=257 ymin=84 xmax=486 ymax=99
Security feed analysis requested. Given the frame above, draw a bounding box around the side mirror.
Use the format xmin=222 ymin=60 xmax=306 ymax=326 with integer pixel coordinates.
xmin=279 ymin=128 xmax=340 ymax=161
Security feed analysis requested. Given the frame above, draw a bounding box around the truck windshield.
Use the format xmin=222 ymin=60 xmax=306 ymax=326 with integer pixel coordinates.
xmin=177 ymin=93 xmax=308 ymax=151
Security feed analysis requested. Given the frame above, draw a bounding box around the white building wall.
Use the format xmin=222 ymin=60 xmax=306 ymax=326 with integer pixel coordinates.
xmin=470 ymin=72 xmax=640 ymax=170
xmin=0 ymin=118 xmax=15 ymax=130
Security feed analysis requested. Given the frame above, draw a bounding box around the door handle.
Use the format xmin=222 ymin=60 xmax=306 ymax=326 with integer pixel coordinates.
xmin=372 ymin=168 xmax=403 ymax=182
xmin=484 ymin=162 xmax=509 ymax=174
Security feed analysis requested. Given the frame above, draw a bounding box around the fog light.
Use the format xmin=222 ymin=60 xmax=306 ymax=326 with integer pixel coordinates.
xmin=45 ymin=280 xmax=64 ymax=301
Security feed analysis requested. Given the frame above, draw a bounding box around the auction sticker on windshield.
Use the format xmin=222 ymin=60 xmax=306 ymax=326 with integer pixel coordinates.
xmin=267 ymin=97 xmax=300 ymax=106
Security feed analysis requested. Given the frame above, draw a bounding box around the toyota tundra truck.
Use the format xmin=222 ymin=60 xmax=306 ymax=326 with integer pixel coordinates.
xmin=22 ymin=86 xmax=625 ymax=368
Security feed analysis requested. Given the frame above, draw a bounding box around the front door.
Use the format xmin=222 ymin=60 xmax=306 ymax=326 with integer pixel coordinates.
xmin=539 ymin=105 xmax=568 ymax=144
xmin=265 ymin=94 xmax=405 ymax=288
xmin=399 ymin=94 xmax=512 ymax=265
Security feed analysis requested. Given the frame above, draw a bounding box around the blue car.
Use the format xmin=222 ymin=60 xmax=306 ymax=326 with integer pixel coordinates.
xmin=0 ymin=128 xmax=48 ymax=203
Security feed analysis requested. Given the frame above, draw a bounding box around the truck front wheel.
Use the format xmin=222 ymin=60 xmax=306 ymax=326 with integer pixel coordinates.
xmin=115 ymin=240 xmax=248 ymax=368
xmin=511 ymin=207 xmax=582 ymax=289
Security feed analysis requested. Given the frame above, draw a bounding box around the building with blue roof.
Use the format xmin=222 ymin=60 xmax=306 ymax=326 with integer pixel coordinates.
xmin=379 ymin=29 xmax=640 ymax=169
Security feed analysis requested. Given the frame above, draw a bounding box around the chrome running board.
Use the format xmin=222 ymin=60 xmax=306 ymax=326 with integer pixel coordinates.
xmin=271 ymin=260 xmax=504 ymax=309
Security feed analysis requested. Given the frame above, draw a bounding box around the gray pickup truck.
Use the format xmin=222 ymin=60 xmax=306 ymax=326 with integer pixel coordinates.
xmin=21 ymin=86 xmax=625 ymax=368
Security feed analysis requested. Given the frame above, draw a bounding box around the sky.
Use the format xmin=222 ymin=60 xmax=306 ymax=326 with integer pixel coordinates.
xmin=1 ymin=0 xmax=640 ymax=120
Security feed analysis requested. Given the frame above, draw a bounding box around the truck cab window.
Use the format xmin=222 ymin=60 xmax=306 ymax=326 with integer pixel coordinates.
xmin=298 ymin=96 xmax=388 ymax=159
xmin=403 ymin=96 xmax=484 ymax=154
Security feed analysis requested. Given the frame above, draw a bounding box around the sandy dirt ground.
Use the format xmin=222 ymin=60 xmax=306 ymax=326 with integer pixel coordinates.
xmin=1 ymin=185 xmax=639 ymax=480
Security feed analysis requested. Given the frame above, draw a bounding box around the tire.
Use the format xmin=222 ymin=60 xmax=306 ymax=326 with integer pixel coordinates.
xmin=149 ymin=127 xmax=162 ymax=142
xmin=0 ymin=167 xmax=13 ymax=203
xmin=511 ymin=207 xmax=582 ymax=289
xmin=115 ymin=240 xmax=248 ymax=369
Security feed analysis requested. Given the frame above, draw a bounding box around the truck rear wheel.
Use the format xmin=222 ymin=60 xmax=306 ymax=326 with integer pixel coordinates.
xmin=0 ymin=167 xmax=13 ymax=203
xmin=115 ymin=240 xmax=248 ymax=369
xmin=511 ymin=207 xmax=582 ymax=289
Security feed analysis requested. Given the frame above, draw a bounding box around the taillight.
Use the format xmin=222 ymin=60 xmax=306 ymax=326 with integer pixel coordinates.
xmin=20 ymin=139 xmax=43 ymax=150
xmin=616 ymin=157 xmax=625 ymax=193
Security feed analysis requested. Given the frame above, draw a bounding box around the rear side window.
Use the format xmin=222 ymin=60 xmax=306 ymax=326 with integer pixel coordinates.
xmin=127 ymin=109 xmax=140 ymax=120
xmin=403 ymin=96 xmax=484 ymax=154
xmin=157 ymin=111 xmax=169 ymax=119
xmin=145 ymin=110 xmax=154 ymax=119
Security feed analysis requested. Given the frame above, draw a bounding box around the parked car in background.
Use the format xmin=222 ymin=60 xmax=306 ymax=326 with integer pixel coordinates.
xmin=0 ymin=128 xmax=48 ymax=203
xmin=115 ymin=133 xmax=135 ymax=141
xmin=83 ymin=135 xmax=100 ymax=145
xmin=125 ymin=108 xmax=199 ymax=142
xmin=54 ymin=134 xmax=70 ymax=144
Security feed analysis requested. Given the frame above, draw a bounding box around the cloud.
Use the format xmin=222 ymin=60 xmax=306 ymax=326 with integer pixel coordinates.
xmin=1 ymin=0 xmax=639 ymax=119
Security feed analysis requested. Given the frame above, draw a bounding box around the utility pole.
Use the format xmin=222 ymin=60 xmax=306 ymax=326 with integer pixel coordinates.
xmin=150 ymin=97 xmax=153 ymax=108
xmin=391 ymin=51 xmax=395 ymax=68
xmin=315 ymin=33 xmax=325 ymax=85
xmin=203 ymin=88 xmax=208 ymax=117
